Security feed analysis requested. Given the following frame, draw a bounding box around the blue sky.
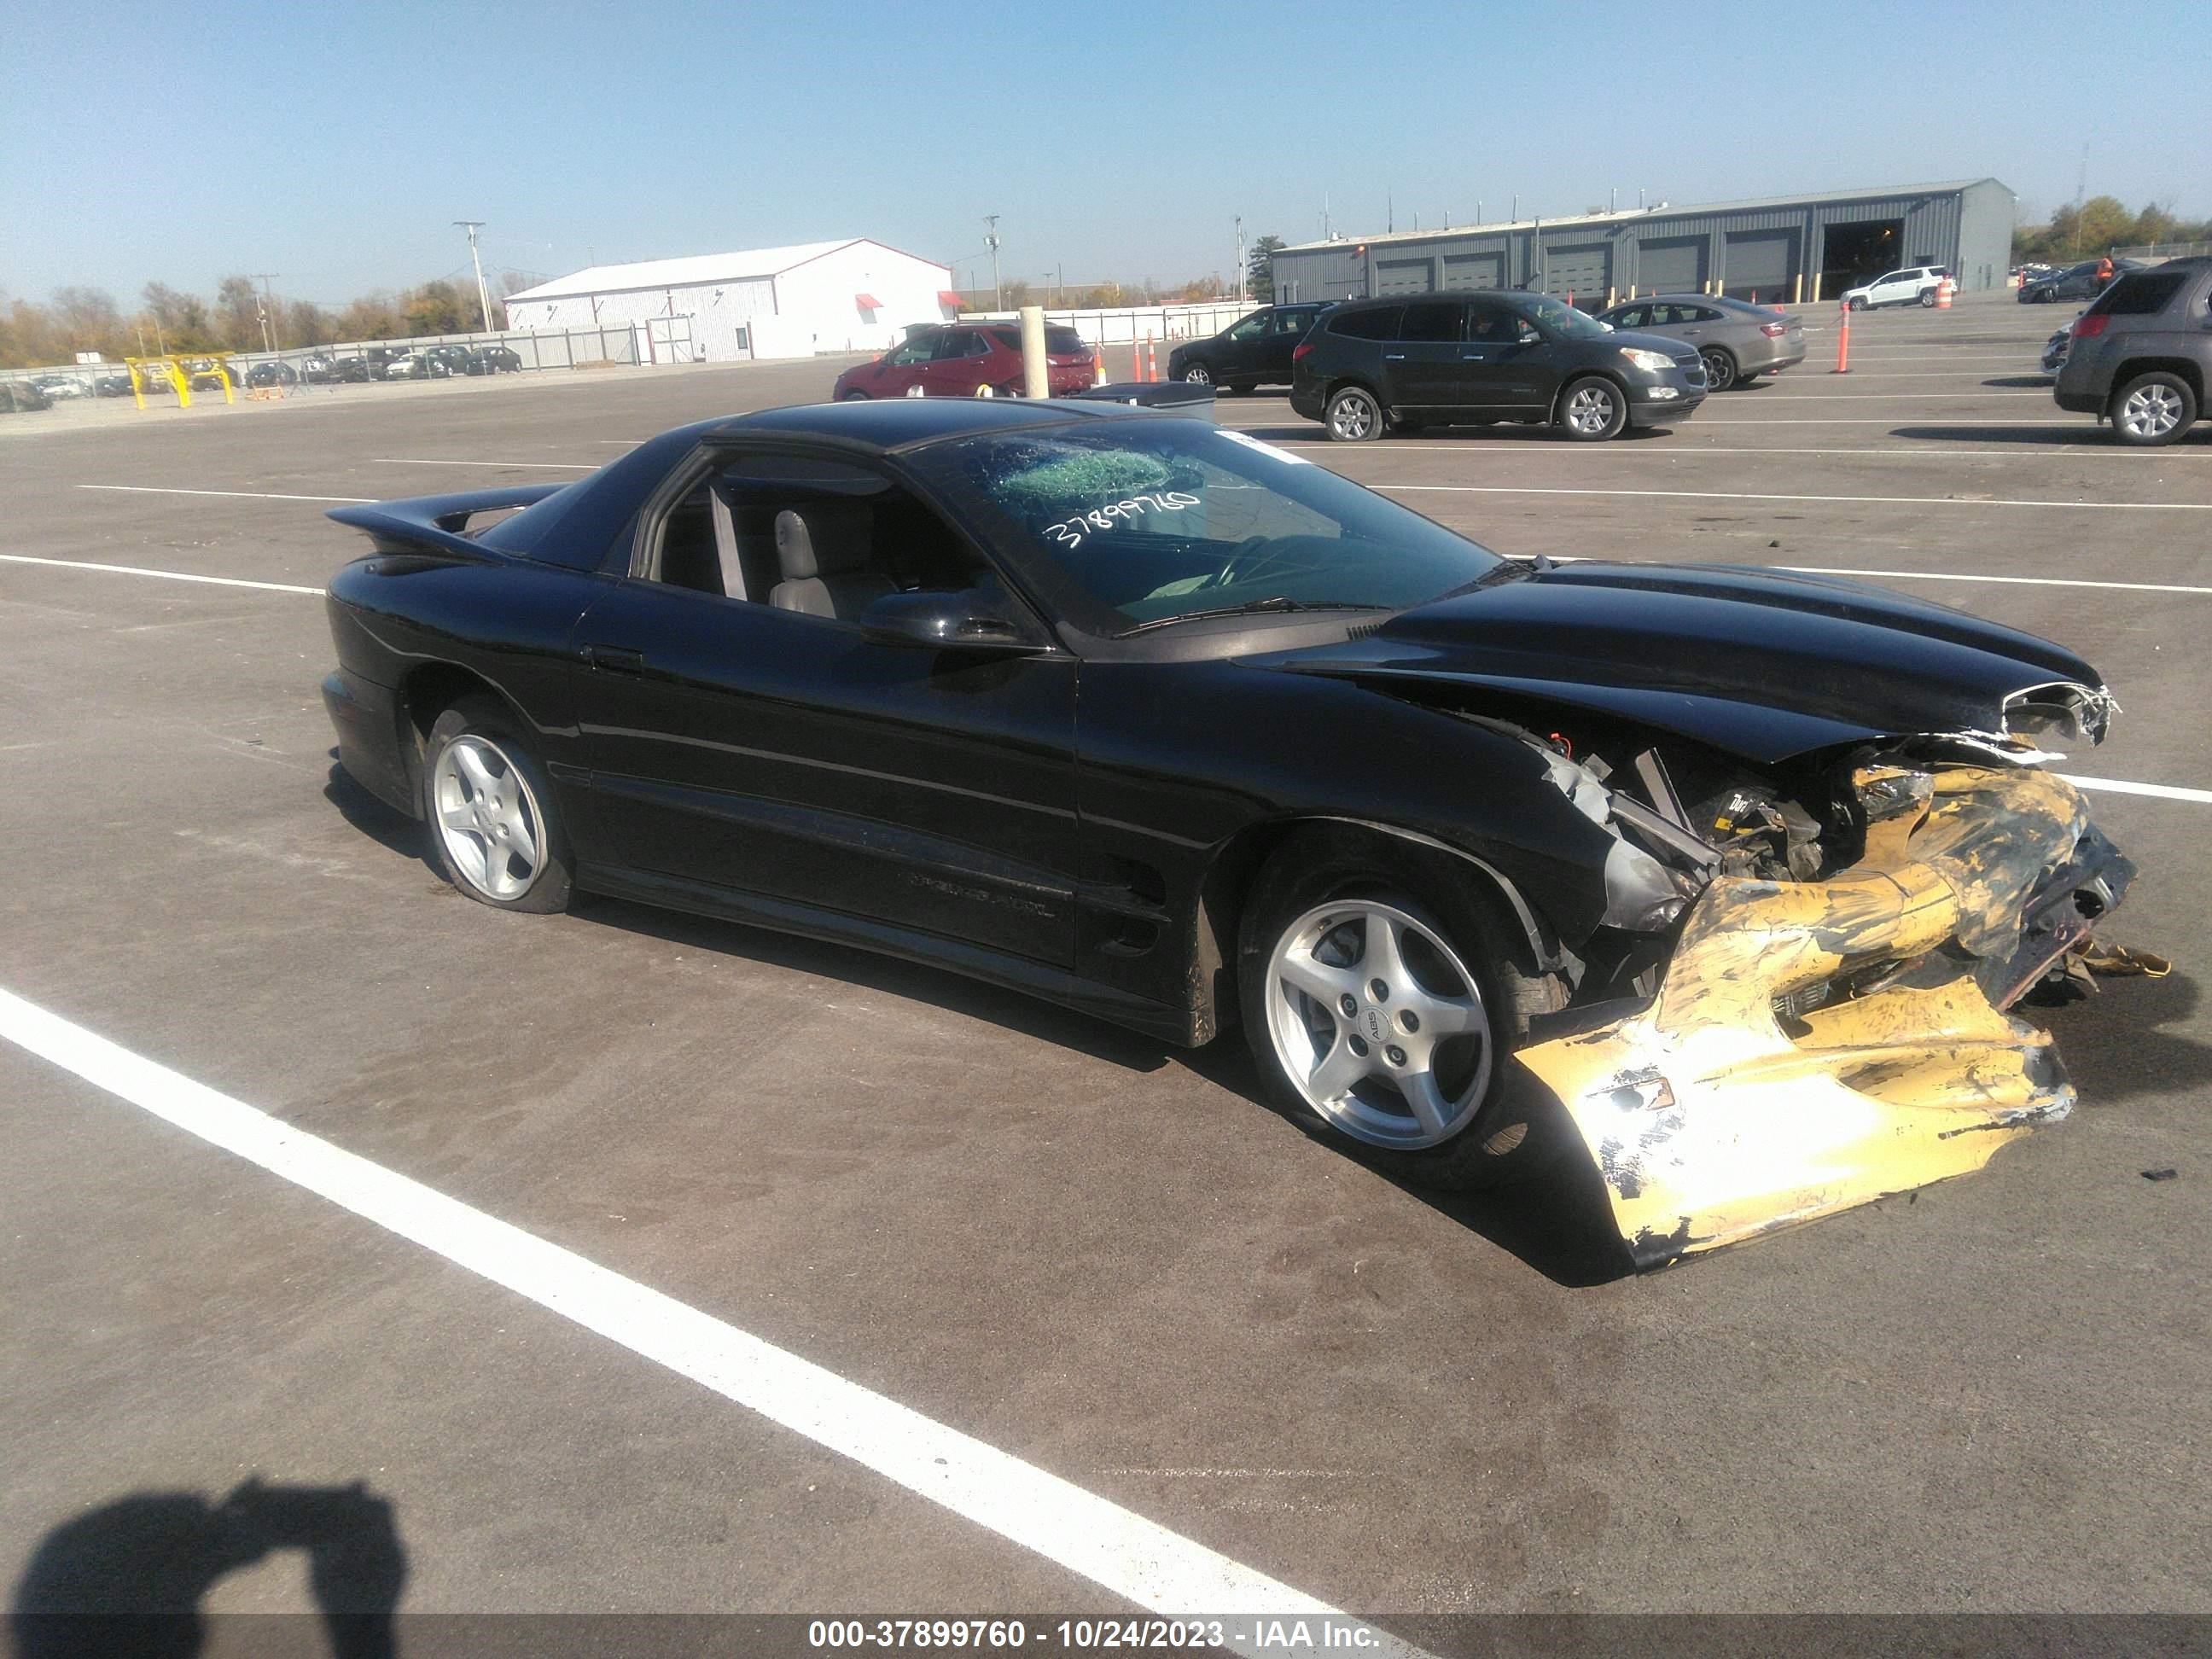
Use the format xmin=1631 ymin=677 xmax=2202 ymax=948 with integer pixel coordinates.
xmin=6 ymin=0 xmax=2207 ymax=307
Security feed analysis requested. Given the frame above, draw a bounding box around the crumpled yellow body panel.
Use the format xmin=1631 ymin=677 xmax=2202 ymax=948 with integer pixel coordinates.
xmin=1522 ymin=766 xmax=2090 ymax=1268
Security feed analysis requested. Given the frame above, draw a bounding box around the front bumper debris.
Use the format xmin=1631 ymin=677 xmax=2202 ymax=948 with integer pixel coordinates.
xmin=1516 ymin=765 xmax=2134 ymax=1268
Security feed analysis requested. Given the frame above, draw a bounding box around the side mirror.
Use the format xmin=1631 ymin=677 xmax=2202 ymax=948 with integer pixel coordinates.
xmin=860 ymin=587 xmax=1041 ymax=654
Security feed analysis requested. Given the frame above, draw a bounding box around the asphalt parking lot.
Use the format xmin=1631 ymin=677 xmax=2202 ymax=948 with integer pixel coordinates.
xmin=3 ymin=295 xmax=2207 ymax=1634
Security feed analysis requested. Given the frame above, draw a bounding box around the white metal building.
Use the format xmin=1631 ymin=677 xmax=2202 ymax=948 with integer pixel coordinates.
xmin=501 ymin=239 xmax=957 ymax=362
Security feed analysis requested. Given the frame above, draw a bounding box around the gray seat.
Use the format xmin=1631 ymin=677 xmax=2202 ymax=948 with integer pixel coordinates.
xmin=769 ymin=504 xmax=894 ymax=620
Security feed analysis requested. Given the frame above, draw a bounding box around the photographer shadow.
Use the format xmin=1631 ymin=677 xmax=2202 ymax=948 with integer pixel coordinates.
xmin=13 ymin=1479 xmax=405 ymax=1659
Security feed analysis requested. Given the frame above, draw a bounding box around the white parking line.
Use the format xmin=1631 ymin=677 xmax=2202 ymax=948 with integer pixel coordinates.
xmin=2058 ymin=776 xmax=2212 ymax=805
xmin=1778 ymin=565 xmax=2212 ymax=597
xmin=0 ymin=554 xmax=323 ymax=596
xmin=1377 ymin=484 xmax=2211 ymax=512
xmin=76 ymin=485 xmax=375 ymax=504
xmin=1289 ymin=443 xmax=2192 ymax=462
xmin=371 ymin=457 xmax=597 ymax=470
xmin=0 ymin=987 xmax=1405 ymax=1646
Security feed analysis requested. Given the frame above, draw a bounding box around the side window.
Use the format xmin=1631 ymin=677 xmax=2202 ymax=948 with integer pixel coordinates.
xmin=1464 ymin=303 xmax=1520 ymax=344
xmin=1611 ymin=305 xmax=1647 ymax=329
xmin=931 ymin=330 xmax=975 ymax=360
xmin=1396 ymin=300 xmax=1462 ymax=342
xmin=678 ymin=451 xmax=986 ymax=624
xmin=1691 ymin=305 xmax=1726 ymax=323
xmin=1274 ymin=308 xmax=1316 ymax=335
xmin=1227 ymin=312 xmax=1271 ymax=341
xmin=884 ymin=335 xmax=935 ymax=367
xmin=1329 ymin=306 xmax=1403 ymax=340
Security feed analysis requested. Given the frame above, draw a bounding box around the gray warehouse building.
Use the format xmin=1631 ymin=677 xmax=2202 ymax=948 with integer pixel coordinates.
xmin=1270 ymin=178 xmax=2016 ymax=309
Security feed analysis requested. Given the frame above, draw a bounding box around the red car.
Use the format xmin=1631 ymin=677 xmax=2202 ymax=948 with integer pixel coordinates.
xmin=833 ymin=323 xmax=1095 ymax=399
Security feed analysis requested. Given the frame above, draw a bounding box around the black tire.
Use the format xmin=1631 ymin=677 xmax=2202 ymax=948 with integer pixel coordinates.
xmin=1555 ymin=375 xmax=1628 ymax=441
xmin=1236 ymin=827 xmax=1565 ymax=1190
xmin=1222 ymin=379 xmax=1257 ymax=395
xmin=841 ymin=390 xmax=869 ymax=400
xmin=1698 ymin=347 xmax=1737 ymax=392
xmin=2109 ymin=372 xmax=2197 ymax=447
xmin=1848 ymin=296 xmax=1867 ymax=312
xmin=1179 ymin=361 xmax=1212 ymax=386
xmin=1918 ymin=288 xmax=1937 ymax=308
xmin=420 ymin=696 xmax=573 ymax=914
xmin=1324 ymin=383 xmax=1384 ymax=442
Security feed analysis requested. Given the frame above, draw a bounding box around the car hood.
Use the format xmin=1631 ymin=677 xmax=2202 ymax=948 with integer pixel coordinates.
xmin=1266 ymin=562 xmax=2110 ymax=762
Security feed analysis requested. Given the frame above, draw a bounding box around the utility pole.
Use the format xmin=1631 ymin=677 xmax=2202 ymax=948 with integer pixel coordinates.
xmin=455 ymin=221 xmax=494 ymax=333
xmin=983 ymin=215 xmax=1003 ymax=310
xmin=248 ymin=273 xmax=282 ymax=355
xmin=1234 ymin=216 xmax=1244 ymax=303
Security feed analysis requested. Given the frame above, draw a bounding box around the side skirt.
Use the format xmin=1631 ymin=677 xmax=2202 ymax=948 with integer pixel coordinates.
xmin=573 ymin=864 xmax=1202 ymax=1047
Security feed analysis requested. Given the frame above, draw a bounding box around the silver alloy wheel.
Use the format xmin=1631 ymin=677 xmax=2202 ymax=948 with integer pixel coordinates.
xmin=1182 ymin=363 xmax=1211 ymax=385
xmin=2118 ymin=383 xmax=2185 ymax=440
xmin=1700 ymin=348 xmax=1734 ymax=391
xmin=1327 ymin=387 xmax=1379 ymax=440
xmin=1263 ymin=899 xmax=1493 ymax=1150
xmin=1564 ymin=381 xmax=1618 ymax=436
xmin=432 ymin=734 xmax=546 ymax=901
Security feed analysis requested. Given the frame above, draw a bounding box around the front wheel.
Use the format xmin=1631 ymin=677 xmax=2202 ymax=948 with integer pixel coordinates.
xmin=1699 ymin=347 xmax=1737 ymax=392
xmin=1324 ymin=384 xmax=1383 ymax=441
xmin=2110 ymin=372 xmax=2197 ymax=446
xmin=1179 ymin=362 xmax=1211 ymax=386
xmin=1848 ymin=296 xmax=1867 ymax=312
xmin=422 ymin=696 xmax=573 ymax=913
xmin=840 ymin=390 xmax=869 ymax=400
xmin=1556 ymin=375 xmax=1627 ymax=441
xmin=1237 ymin=833 xmax=1557 ymax=1188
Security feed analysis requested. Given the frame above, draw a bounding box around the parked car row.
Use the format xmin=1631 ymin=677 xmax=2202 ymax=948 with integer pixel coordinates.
xmin=2019 ymin=259 xmax=2144 ymax=304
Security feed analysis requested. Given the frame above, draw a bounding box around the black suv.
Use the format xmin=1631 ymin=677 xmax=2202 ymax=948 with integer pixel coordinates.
xmin=2053 ymin=258 xmax=2212 ymax=445
xmin=1289 ymin=291 xmax=1706 ymax=441
xmin=1167 ymin=302 xmax=1331 ymax=392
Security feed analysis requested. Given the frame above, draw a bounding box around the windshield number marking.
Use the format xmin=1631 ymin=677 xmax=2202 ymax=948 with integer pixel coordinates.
xmin=1045 ymin=491 xmax=1201 ymax=550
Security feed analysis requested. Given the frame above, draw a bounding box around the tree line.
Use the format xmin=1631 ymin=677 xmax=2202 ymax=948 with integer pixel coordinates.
xmin=0 ymin=271 xmax=541 ymax=370
xmin=2014 ymin=198 xmax=2208 ymax=265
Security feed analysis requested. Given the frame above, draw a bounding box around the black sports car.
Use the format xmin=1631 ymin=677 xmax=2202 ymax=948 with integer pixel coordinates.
xmin=322 ymin=399 xmax=2137 ymax=1266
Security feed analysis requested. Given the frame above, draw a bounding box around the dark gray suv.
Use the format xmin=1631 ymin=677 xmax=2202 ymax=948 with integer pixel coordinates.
xmin=1289 ymin=291 xmax=1706 ymax=442
xmin=2053 ymin=259 xmax=2212 ymax=445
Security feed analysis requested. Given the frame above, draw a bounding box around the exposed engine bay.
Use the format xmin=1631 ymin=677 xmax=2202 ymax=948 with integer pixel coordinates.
xmin=1459 ymin=693 xmax=2139 ymax=1267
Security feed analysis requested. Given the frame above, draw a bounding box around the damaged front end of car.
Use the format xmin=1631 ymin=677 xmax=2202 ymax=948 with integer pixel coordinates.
xmin=1505 ymin=701 xmax=2134 ymax=1268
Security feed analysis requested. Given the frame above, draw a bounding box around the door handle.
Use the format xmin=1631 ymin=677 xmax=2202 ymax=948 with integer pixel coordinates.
xmin=583 ymin=644 xmax=644 ymax=674
xmin=1383 ymin=352 xmax=1406 ymax=361
xmin=1460 ymin=352 xmax=1491 ymax=360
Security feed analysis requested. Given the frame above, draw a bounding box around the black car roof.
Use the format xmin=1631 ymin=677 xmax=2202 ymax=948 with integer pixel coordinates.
xmin=713 ymin=397 xmax=1128 ymax=450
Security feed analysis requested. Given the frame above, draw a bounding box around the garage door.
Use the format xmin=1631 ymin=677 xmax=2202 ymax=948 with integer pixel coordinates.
xmin=1374 ymin=258 xmax=1434 ymax=295
xmin=1441 ymin=252 xmax=1505 ymax=290
xmin=1541 ymin=242 xmax=1610 ymax=306
xmin=1636 ymin=236 xmax=1706 ymax=294
xmin=1723 ymin=230 xmax=1798 ymax=300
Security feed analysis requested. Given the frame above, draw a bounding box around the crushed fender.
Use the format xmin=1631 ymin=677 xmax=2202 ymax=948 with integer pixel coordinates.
xmin=1514 ymin=765 xmax=2135 ymax=1268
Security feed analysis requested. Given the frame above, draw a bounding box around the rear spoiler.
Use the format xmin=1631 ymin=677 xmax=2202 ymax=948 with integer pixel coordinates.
xmin=325 ymin=484 xmax=568 ymax=560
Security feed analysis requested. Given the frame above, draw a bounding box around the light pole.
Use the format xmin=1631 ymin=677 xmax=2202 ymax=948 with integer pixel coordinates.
xmin=983 ymin=215 xmax=1003 ymax=310
xmin=248 ymin=273 xmax=281 ymax=356
xmin=1234 ymin=216 xmax=1245 ymax=302
xmin=456 ymin=220 xmax=494 ymax=333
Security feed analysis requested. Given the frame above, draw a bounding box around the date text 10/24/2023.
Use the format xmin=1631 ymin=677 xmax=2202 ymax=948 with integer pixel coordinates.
xmin=806 ymin=1618 xmax=1392 ymax=1653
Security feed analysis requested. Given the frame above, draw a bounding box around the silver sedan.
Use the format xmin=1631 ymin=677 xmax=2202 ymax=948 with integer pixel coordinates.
xmin=1597 ymin=294 xmax=1806 ymax=391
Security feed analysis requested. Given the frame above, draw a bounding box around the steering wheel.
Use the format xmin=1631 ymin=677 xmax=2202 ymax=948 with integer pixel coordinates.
xmin=1203 ymin=534 xmax=1275 ymax=592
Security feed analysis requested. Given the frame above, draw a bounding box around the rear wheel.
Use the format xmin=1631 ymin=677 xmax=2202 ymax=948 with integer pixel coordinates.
xmin=1556 ymin=375 xmax=1627 ymax=441
xmin=2110 ymin=372 xmax=2197 ymax=446
xmin=1918 ymin=288 xmax=1938 ymax=307
xmin=1324 ymin=384 xmax=1383 ymax=442
xmin=421 ymin=696 xmax=572 ymax=914
xmin=1237 ymin=833 xmax=1559 ymax=1189
xmin=1698 ymin=347 xmax=1737 ymax=392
